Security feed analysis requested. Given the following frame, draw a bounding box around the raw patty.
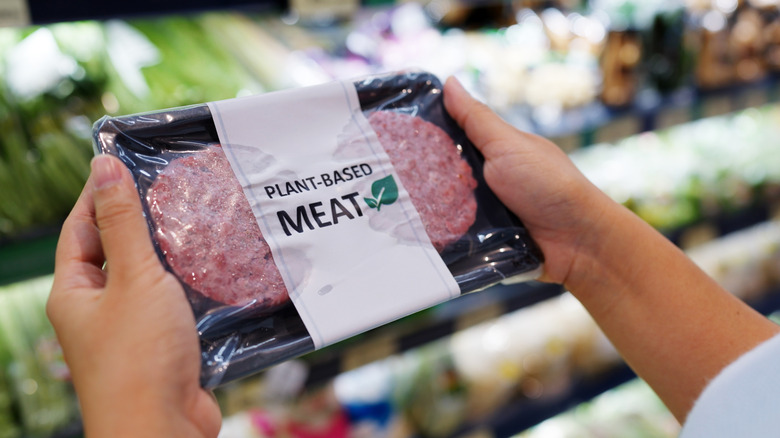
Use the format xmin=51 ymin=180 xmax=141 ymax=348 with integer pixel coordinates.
xmin=147 ymin=146 xmax=288 ymax=308
xmin=146 ymin=112 xmax=477 ymax=307
xmin=368 ymin=111 xmax=478 ymax=251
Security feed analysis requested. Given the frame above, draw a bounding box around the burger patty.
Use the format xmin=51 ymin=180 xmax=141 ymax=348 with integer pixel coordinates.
xmin=146 ymin=111 xmax=477 ymax=307
xmin=367 ymin=111 xmax=478 ymax=252
xmin=147 ymin=146 xmax=288 ymax=308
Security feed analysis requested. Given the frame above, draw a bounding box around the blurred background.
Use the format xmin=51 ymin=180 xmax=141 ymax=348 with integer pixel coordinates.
xmin=3 ymin=0 xmax=780 ymax=436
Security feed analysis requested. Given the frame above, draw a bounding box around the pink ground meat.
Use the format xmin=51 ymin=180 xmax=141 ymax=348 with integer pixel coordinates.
xmin=368 ymin=111 xmax=478 ymax=252
xmin=147 ymin=146 xmax=288 ymax=308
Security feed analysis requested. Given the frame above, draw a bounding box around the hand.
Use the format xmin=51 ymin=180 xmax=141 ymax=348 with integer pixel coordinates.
xmin=47 ymin=155 xmax=221 ymax=438
xmin=443 ymin=77 xmax=615 ymax=286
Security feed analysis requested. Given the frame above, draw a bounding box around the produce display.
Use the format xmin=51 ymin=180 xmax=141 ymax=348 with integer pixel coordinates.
xmin=570 ymin=104 xmax=780 ymax=230
xmin=0 ymin=276 xmax=76 ymax=438
xmin=0 ymin=27 xmax=96 ymax=240
xmin=274 ymin=0 xmax=780 ymax=133
xmin=516 ymin=379 xmax=680 ymax=438
xmin=3 ymin=2 xmax=780 ymax=437
xmin=294 ymin=2 xmax=606 ymax=126
xmin=0 ymin=16 xmax=266 ymax=240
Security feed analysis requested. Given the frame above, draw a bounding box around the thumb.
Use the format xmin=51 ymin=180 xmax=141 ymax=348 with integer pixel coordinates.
xmin=443 ymin=77 xmax=524 ymax=160
xmin=91 ymin=154 xmax=159 ymax=282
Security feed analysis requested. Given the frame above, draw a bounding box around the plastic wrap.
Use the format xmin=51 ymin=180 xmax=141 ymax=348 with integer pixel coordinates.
xmin=92 ymin=71 xmax=543 ymax=388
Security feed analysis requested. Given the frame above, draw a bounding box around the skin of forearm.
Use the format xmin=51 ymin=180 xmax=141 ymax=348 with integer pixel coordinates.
xmin=565 ymin=196 xmax=780 ymax=422
xmin=78 ymin=381 xmax=173 ymax=438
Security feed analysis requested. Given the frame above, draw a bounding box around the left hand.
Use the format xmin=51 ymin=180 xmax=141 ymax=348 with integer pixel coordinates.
xmin=48 ymin=154 xmax=222 ymax=438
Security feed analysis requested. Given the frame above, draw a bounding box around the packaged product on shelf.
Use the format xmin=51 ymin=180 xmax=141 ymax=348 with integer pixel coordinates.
xmin=92 ymin=71 xmax=544 ymax=388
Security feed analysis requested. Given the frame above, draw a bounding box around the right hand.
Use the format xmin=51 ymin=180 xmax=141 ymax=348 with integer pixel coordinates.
xmin=443 ymin=77 xmax=616 ymax=286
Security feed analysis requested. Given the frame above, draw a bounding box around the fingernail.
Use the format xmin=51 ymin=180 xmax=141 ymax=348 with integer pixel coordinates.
xmin=91 ymin=155 xmax=123 ymax=190
xmin=446 ymin=76 xmax=466 ymax=94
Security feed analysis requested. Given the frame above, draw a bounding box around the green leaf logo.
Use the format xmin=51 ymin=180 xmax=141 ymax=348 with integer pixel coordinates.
xmin=363 ymin=175 xmax=398 ymax=211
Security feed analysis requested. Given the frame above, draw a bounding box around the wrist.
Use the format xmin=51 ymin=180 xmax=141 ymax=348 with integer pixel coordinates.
xmin=562 ymin=195 xmax=659 ymax=302
xmin=77 ymin=375 xmax=180 ymax=438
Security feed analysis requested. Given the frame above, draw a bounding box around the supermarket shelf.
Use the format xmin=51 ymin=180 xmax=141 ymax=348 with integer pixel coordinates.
xmin=0 ymin=227 xmax=59 ymax=287
xmin=664 ymin=197 xmax=780 ymax=248
xmin=537 ymin=74 xmax=780 ymax=151
xmin=302 ymin=282 xmax=566 ymax=387
xmin=455 ymin=364 xmax=639 ymax=438
xmin=449 ymin=287 xmax=780 ymax=438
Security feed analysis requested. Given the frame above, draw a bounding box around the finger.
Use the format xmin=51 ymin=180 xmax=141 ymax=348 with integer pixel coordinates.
xmin=192 ymin=390 xmax=223 ymax=438
xmin=48 ymin=179 xmax=105 ymax=332
xmin=90 ymin=154 xmax=159 ymax=283
xmin=52 ymin=172 xmax=106 ymax=293
xmin=443 ymin=76 xmax=572 ymax=185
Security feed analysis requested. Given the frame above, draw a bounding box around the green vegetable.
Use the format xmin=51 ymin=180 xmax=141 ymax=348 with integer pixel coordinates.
xmin=0 ymin=277 xmax=76 ymax=436
xmin=0 ymin=292 xmax=21 ymax=438
xmin=0 ymin=15 xmax=263 ymax=240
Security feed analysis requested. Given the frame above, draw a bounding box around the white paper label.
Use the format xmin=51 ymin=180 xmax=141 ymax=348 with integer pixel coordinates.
xmin=208 ymin=81 xmax=460 ymax=348
xmin=0 ymin=0 xmax=29 ymax=27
